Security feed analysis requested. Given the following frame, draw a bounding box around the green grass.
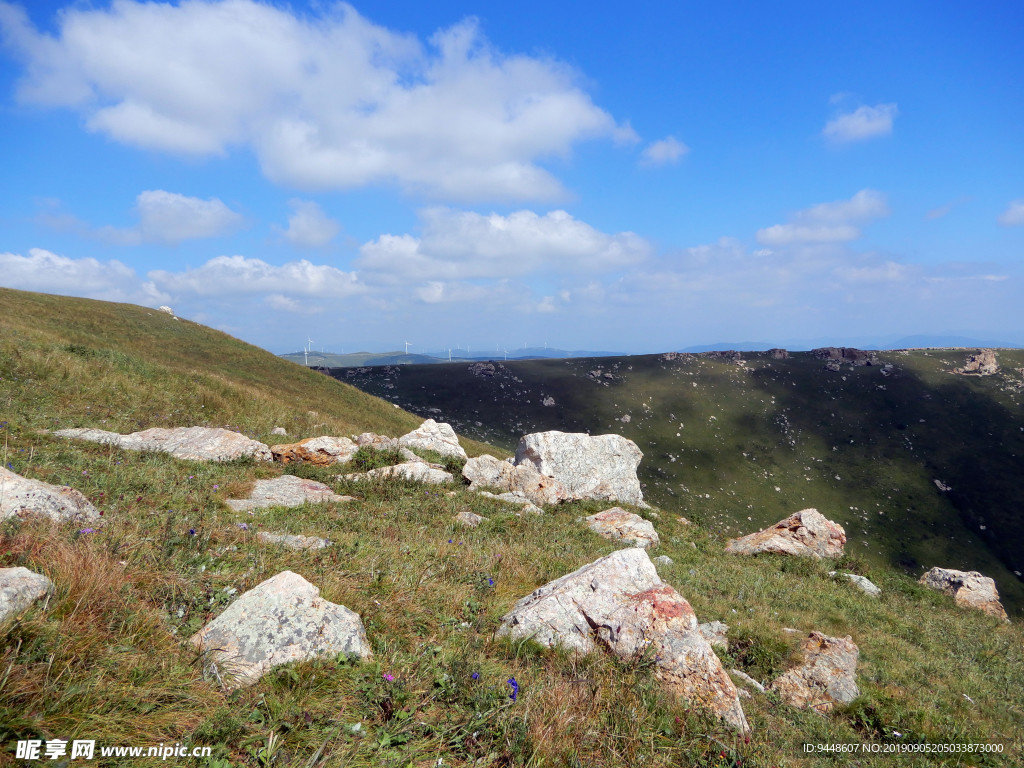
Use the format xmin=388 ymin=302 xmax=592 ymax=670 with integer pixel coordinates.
xmin=1 ymin=288 xmax=1022 ymax=767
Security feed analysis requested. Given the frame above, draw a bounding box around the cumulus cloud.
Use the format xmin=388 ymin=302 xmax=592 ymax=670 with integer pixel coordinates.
xmin=276 ymin=199 xmax=341 ymax=247
xmin=640 ymin=136 xmax=689 ymax=167
xmin=998 ymin=199 xmax=1024 ymax=226
xmin=148 ymin=255 xmax=362 ymax=297
xmin=358 ymin=208 xmax=650 ymax=280
xmin=0 ymin=0 xmax=633 ymax=201
xmin=108 ymin=190 xmax=243 ymax=244
xmin=823 ymin=103 xmax=898 ymax=143
xmin=0 ymin=247 xmax=169 ymax=304
xmin=756 ymin=190 xmax=889 ymax=246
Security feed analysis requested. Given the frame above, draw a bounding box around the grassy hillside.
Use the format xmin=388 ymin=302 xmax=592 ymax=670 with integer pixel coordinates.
xmin=333 ymin=352 xmax=1024 ymax=617
xmin=1 ymin=289 xmax=1022 ymax=767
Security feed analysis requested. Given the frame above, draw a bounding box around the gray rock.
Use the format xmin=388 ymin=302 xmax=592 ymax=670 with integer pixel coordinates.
xmin=654 ymin=555 xmax=674 ymax=566
xmin=0 ymin=566 xmax=54 ymax=626
xmin=190 ymin=570 xmax=371 ymax=690
xmin=0 ymin=466 xmax=101 ymax=523
xmin=270 ymin=436 xmax=358 ymax=465
xmin=770 ymin=632 xmax=859 ymax=713
xmin=919 ymin=567 xmax=1008 ymax=621
xmin=54 ymin=426 xmax=272 ymax=462
xmin=271 ymin=426 xmax=288 ymax=436
xmin=225 ymin=475 xmax=351 ymax=512
xmin=496 ymin=548 xmax=748 ymax=733
xmin=455 ymin=509 xmax=486 ymax=527
xmin=514 ymin=431 xmax=644 ymax=505
xmin=725 ymin=508 xmax=846 ymax=559
xmin=729 ymin=668 xmax=765 ymax=694
xmin=343 ymin=462 xmax=453 ymax=485
xmin=352 ymin=432 xmax=401 ymax=450
xmin=398 ymin=419 xmax=467 ymax=458
xmin=462 ymin=454 xmax=570 ymax=506
xmin=698 ymin=620 xmax=729 ymax=650
xmin=257 ymin=532 xmax=332 ymax=550
xmin=585 ymin=507 xmax=659 ymax=549
xmin=829 ymin=571 xmax=881 ymax=597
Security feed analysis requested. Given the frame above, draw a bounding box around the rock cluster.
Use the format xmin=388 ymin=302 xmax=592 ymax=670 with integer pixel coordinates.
xmin=257 ymin=532 xmax=332 ymax=550
xmin=270 ymin=436 xmax=358 ymax=465
xmin=584 ymin=507 xmax=660 ymax=549
xmin=769 ymin=632 xmax=860 ymax=713
xmin=54 ymin=426 xmax=272 ymax=462
xmin=0 ymin=466 xmax=101 ymax=523
xmin=190 ymin=571 xmax=371 ymax=690
xmin=954 ymin=349 xmax=998 ymax=375
xmin=496 ymin=548 xmax=748 ymax=733
xmin=811 ymin=347 xmax=879 ymax=367
xmin=725 ymin=509 xmax=846 ymax=559
xmin=225 ymin=475 xmax=351 ymax=512
xmin=514 ymin=431 xmax=645 ymax=506
xmin=462 ymin=454 xmax=569 ymax=506
xmin=919 ymin=567 xmax=1009 ymax=621
xmin=0 ymin=567 xmax=54 ymax=626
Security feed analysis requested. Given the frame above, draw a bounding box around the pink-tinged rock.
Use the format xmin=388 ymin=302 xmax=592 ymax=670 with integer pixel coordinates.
xmin=343 ymin=462 xmax=453 ymax=485
xmin=514 ymin=431 xmax=644 ymax=505
xmin=54 ymin=426 xmax=271 ymax=462
xmin=462 ymin=454 xmax=571 ymax=506
xmin=585 ymin=507 xmax=660 ymax=549
xmin=770 ymin=632 xmax=859 ymax=713
xmin=271 ymin=436 xmax=358 ymax=466
xmin=725 ymin=508 xmax=846 ymax=559
xmin=0 ymin=566 xmax=54 ymax=626
xmin=225 ymin=475 xmax=351 ymax=512
xmin=919 ymin=567 xmax=1009 ymax=621
xmin=190 ymin=570 xmax=371 ymax=690
xmin=0 ymin=466 xmax=100 ymax=523
xmin=496 ymin=548 xmax=748 ymax=733
xmin=398 ymin=419 xmax=467 ymax=458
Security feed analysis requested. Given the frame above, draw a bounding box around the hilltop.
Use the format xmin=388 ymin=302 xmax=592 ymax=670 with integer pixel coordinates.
xmin=1 ymin=288 xmax=1022 ymax=767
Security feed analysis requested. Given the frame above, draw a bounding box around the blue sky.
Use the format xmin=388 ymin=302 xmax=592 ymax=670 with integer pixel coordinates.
xmin=1 ymin=0 xmax=1022 ymax=354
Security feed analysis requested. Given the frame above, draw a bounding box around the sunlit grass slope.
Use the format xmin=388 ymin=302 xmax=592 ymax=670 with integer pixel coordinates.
xmin=1 ymin=288 xmax=1021 ymax=767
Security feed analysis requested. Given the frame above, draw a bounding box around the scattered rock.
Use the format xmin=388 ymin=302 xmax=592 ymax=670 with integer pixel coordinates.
xmin=462 ymin=454 xmax=570 ymax=506
xmin=0 ymin=466 xmax=101 ymax=523
xmin=514 ymin=431 xmax=644 ymax=506
xmin=257 ymin=532 xmax=332 ymax=550
xmin=271 ymin=436 xmax=358 ymax=466
xmin=53 ymin=426 xmax=272 ymax=462
xmin=933 ymin=479 xmax=952 ymax=492
xmin=954 ymin=349 xmax=998 ymax=375
xmin=654 ymin=555 xmax=674 ymax=566
xmin=729 ymin=668 xmax=765 ymax=694
xmin=271 ymin=426 xmax=288 ymax=436
xmin=542 ymin=396 xmax=556 ymax=407
xmin=0 ymin=567 xmax=54 ymax=626
xmin=725 ymin=509 xmax=846 ymax=559
xmin=519 ymin=502 xmax=544 ymax=516
xmin=353 ymin=432 xmax=401 ymax=451
xmin=585 ymin=507 xmax=660 ymax=549
xmin=190 ymin=570 xmax=372 ymax=690
xmin=225 ymin=475 xmax=352 ymax=512
xmin=829 ymin=571 xmax=881 ymax=597
xmin=398 ymin=419 xmax=467 ymax=459
xmin=455 ymin=509 xmax=486 ymax=527
xmin=158 ymin=305 xmax=175 ymax=316
xmin=496 ymin=548 xmax=748 ymax=733
xmin=344 ymin=462 xmax=453 ymax=485
xmin=698 ymin=620 xmax=729 ymax=650
xmin=919 ymin=567 xmax=1009 ymax=621
xmin=767 ymin=348 xmax=790 ymax=359
xmin=770 ymin=632 xmax=859 ymax=713
xmin=811 ymin=347 xmax=878 ymax=367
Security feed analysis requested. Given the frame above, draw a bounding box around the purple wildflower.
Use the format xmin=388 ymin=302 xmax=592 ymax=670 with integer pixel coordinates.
xmin=507 ymin=677 xmax=518 ymax=701
xmin=383 ymin=673 xmax=395 ymax=682
xmin=237 ymin=522 xmax=249 ymax=530
xmin=471 ymin=672 xmax=480 ymax=680
xmin=189 ymin=528 xmax=197 ymax=536
xmin=78 ymin=528 xmax=96 ymax=534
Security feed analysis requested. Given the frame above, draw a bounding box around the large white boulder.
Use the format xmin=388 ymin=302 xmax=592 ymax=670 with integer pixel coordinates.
xmin=725 ymin=508 xmax=846 ymax=559
xmin=513 ymin=431 xmax=644 ymax=505
xmin=54 ymin=426 xmax=272 ymax=462
xmin=462 ymin=454 xmax=570 ymax=506
xmin=770 ymin=632 xmax=860 ymax=713
xmin=398 ymin=419 xmax=467 ymax=458
xmin=584 ymin=507 xmax=660 ymax=549
xmin=496 ymin=548 xmax=748 ymax=733
xmin=0 ymin=567 xmax=54 ymax=626
xmin=225 ymin=475 xmax=351 ymax=512
xmin=190 ymin=571 xmax=371 ymax=690
xmin=919 ymin=567 xmax=1009 ymax=621
xmin=0 ymin=466 xmax=100 ymax=523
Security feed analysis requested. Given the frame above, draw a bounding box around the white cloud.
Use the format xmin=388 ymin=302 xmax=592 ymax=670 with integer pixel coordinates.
xmin=358 ymin=208 xmax=650 ymax=280
xmin=265 ymin=294 xmax=324 ymax=314
xmin=0 ymin=247 xmax=169 ymax=304
xmin=276 ymin=199 xmax=340 ymax=248
xmin=71 ymin=190 xmax=244 ymax=245
xmin=998 ymin=199 xmax=1024 ymax=226
xmin=823 ymin=103 xmax=898 ymax=143
xmin=0 ymin=1 xmax=633 ymax=202
xmin=640 ymin=136 xmax=689 ymax=167
xmin=756 ymin=190 xmax=889 ymax=246
xmin=148 ymin=255 xmax=362 ymax=297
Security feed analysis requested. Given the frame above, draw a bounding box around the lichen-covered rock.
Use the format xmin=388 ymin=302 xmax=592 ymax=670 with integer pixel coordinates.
xmin=190 ymin=570 xmax=371 ymax=690
xmin=455 ymin=509 xmax=486 ymax=527
xmin=585 ymin=507 xmax=659 ymax=549
xmin=271 ymin=436 xmax=358 ymax=465
xmin=343 ymin=462 xmax=453 ymax=485
xmin=919 ymin=567 xmax=1009 ymax=621
xmin=770 ymin=632 xmax=859 ymax=713
xmin=353 ymin=432 xmax=401 ymax=450
xmin=829 ymin=571 xmax=881 ymax=597
xmin=698 ymin=620 xmax=729 ymax=650
xmin=725 ymin=509 xmax=846 ymax=559
xmin=954 ymin=349 xmax=998 ymax=375
xmin=257 ymin=532 xmax=332 ymax=550
xmin=225 ymin=475 xmax=351 ymax=512
xmin=0 ymin=567 xmax=54 ymax=626
xmin=271 ymin=426 xmax=288 ymax=436
xmin=398 ymin=419 xmax=467 ymax=458
xmin=0 ymin=466 xmax=100 ymax=523
xmin=514 ymin=431 xmax=644 ymax=505
xmin=54 ymin=426 xmax=272 ymax=462
xmin=496 ymin=548 xmax=748 ymax=733
xmin=462 ymin=454 xmax=570 ymax=506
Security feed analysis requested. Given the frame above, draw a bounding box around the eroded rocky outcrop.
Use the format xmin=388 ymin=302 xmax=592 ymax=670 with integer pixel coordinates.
xmin=919 ymin=567 xmax=1009 ymax=621
xmin=225 ymin=475 xmax=351 ymax=512
xmin=954 ymin=349 xmax=999 ymax=375
xmin=725 ymin=509 xmax=846 ymax=559
xmin=0 ymin=467 xmax=101 ymax=523
xmin=270 ymin=436 xmax=358 ymax=465
xmin=770 ymin=632 xmax=859 ymax=713
xmin=54 ymin=426 xmax=272 ymax=462
xmin=462 ymin=454 xmax=570 ymax=506
xmin=584 ymin=507 xmax=659 ymax=549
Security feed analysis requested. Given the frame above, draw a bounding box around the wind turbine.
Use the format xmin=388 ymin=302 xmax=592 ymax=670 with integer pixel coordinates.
xmin=304 ymin=337 xmax=314 ymax=366
xmin=404 ymin=341 xmax=411 ymax=355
